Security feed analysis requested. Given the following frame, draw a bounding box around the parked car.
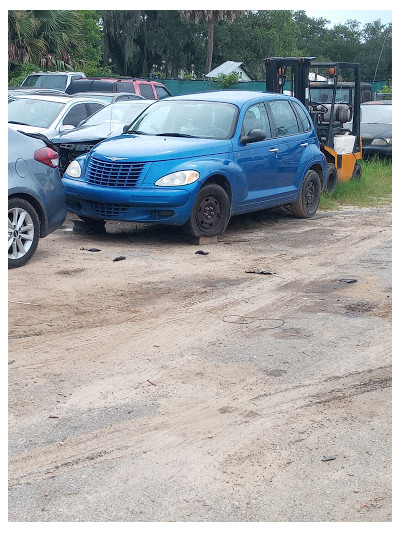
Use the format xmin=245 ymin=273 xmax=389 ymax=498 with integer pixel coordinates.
xmin=8 ymin=88 xmax=67 ymax=98
xmin=8 ymin=94 xmax=106 ymax=140
xmin=8 ymin=128 xmax=66 ymax=268
xmin=65 ymin=77 xmax=171 ymax=100
xmin=63 ymin=91 xmax=326 ymax=237
xmin=52 ymin=99 xmax=154 ymax=175
xmin=71 ymin=92 xmax=145 ymax=104
xmin=359 ymin=101 xmax=392 ymax=157
xmin=20 ymin=71 xmax=86 ymax=91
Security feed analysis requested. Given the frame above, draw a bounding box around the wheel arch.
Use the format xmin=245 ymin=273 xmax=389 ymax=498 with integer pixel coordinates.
xmin=8 ymin=193 xmax=46 ymax=237
xmin=200 ymin=174 xmax=232 ymax=203
xmin=309 ymin=163 xmax=324 ymax=191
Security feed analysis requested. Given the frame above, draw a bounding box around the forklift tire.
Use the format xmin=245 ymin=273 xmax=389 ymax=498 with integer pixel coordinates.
xmin=351 ymin=162 xmax=362 ymax=181
xmin=290 ymin=170 xmax=321 ymax=218
xmin=325 ymin=163 xmax=338 ymax=194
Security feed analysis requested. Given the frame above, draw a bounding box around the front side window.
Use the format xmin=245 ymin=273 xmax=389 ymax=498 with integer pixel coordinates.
xmin=155 ymin=86 xmax=170 ymax=99
xmin=63 ymin=103 xmax=88 ymax=126
xmin=269 ymin=100 xmax=300 ymax=137
xmin=128 ymin=100 xmax=238 ymax=140
xmin=8 ymin=98 xmax=64 ymax=128
xmin=242 ymin=103 xmax=271 ymax=138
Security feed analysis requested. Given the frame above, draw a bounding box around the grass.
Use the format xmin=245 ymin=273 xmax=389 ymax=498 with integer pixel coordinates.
xmin=319 ymin=157 xmax=392 ymax=210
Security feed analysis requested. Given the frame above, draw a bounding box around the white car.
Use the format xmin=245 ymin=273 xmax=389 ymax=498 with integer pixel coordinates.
xmin=8 ymin=94 xmax=106 ymax=140
xmin=20 ymin=71 xmax=86 ymax=91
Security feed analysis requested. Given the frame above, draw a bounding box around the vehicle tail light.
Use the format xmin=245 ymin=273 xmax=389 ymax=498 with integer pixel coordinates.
xmin=34 ymin=147 xmax=59 ymax=168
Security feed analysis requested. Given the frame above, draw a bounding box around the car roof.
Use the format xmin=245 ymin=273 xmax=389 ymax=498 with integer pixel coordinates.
xmin=72 ymin=91 xmax=145 ymax=99
xmin=165 ymin=90 xmax=290 ymax=105
xmin=9 ymin=94 xmax=104 ymax=104
xmin=26 ymin=71 xmax=85 ymax=76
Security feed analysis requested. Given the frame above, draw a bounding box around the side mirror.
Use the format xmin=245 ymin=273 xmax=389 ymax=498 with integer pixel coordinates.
xmin=241 ymin=128 xmax=267 ymax=145
xmin=59 ymin=124 xmax=75 ymax=134
xmin=122 ymin=124 xmax=130 ymax=134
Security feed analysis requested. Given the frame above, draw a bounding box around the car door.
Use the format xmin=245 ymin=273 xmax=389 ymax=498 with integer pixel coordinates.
xmin=266 ymin=99 xmax=309 ymax=192
xmin=234 ymin=102 xmax=280 ymax=212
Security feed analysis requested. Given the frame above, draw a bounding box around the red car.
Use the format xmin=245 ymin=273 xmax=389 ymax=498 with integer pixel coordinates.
xmin=66 ymin=77 xmax=171 ymax=100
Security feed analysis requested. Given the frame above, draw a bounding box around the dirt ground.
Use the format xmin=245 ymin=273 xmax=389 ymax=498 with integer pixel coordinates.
xmin=8 ymin=205 xmax=392 ymax=522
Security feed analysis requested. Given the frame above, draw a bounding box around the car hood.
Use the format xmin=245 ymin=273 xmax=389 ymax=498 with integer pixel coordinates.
xmin=53 ymin=122 xmax=125 ymax=144
xmin=361 ymin=123 xmax=392 ymax=140
xmin=8 ymin=123 xmax=47 ymax=135
xmin=89 ymin=134 xmax=233 ymax=162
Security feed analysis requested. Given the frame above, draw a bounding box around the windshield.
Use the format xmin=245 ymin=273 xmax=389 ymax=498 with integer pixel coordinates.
xmin=310 ymin=87 xmax=351 ymax=104
xmin=21 ymin=74 xmax=68 ymax=91
xmin=128 ymin=100 xmax=238 ymax=139
xmin=83 ymin=102 xmax=151 ymax=127
xmin=361 ymin=105 xmax=392 ymax=124
xmin=8 ymin=98 xmax=64 ymax=128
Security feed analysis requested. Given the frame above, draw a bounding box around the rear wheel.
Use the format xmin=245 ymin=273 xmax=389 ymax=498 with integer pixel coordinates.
xmin=290 ymin=170 xmax=321 ymax=218
xmin=325 ymin=163 xmax=338 ymax=194
xmin=8 ymin=197 xmax=40 ymax=269
xmin=184 ymin=183 xmax=231 ymax=237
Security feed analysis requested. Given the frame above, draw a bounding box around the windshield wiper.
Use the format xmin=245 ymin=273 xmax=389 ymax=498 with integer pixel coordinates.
xmin=156 ymin=132 xmax=198 ymax=138
xmin=125 ymin=130 xmax=149 ymax=135
xmin=9 ymin=121 xmax=30 ymax=126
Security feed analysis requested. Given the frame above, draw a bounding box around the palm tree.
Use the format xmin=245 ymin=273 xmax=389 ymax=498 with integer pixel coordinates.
xmin=180 ymin=10 xmax=243 ymax=75
xmin=8 ymin=10 xmax=86 ymax=69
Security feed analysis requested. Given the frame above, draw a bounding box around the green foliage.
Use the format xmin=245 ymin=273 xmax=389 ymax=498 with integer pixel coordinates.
xmin=320 ymin=159 xmax=392 ymax=210
xmin=8 ymin=62 xmax=41 ymax=86
xmin=215 ymin=72 xmax=239 ymax=88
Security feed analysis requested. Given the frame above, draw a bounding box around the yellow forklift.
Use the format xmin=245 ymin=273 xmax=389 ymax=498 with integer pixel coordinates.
xmin=264 ymin=57 xmax=362 ymax=193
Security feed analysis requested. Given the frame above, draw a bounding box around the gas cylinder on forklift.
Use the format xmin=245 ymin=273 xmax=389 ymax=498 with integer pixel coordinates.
xmin=264 ymin=57 xmax=363 ymax=194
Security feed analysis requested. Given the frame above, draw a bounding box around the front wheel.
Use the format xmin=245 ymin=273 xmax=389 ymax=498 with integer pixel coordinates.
xmin=290 ymin=170 xmax=322 ymax=218
xmin=8 ymin=197 xmax=40 ymax=269
xmin=184 ymin=183 xmax=231 ymax=237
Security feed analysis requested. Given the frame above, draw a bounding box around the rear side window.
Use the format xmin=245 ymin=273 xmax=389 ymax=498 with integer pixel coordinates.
xmin=291 ymin=101 xmax=311 ymax=133
xmin=269 ymin=100 xmax=300 ymax=137
xmin=116 ymin=82 xmax=134 ymax=93
xmin=138 ymin=83 xmax=155 ymax=99
xmin=155 ymin=86 xmax=170 ymax=99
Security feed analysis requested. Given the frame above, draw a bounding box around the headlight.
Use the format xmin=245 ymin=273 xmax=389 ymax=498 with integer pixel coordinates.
xmin=65 ymin=160 xmax=82 ymax=178
xmin=371 ymin=138 xmax=391 ymax=146
xmin=155 ymin=170 xmax=199 ymax=187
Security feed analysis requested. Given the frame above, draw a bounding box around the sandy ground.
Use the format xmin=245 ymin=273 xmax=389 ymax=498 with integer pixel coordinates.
xmin=8 ymin=205 xmax=391 ymax=522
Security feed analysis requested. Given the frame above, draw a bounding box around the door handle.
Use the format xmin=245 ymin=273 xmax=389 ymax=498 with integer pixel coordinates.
xmin=269 ymin=148 xmax=279 ymax=152
xmin=301 ymin=142 xmax=309 ymax=147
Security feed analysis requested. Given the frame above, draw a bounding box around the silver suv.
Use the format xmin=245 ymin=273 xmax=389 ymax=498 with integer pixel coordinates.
xmin=21 ymin=71 xmax=86 ymax=92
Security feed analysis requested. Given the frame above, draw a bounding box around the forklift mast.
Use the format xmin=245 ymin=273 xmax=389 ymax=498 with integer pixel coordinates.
xmin=264 ymin=57 xmax=361 ymax=153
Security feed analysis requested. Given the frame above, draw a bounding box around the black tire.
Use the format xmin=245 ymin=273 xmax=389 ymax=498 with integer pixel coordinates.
xmin=325 ymin=163 xmax=338 ymax=194
xmin=351 ymin=162 xmax=362 ymax=181
xmin=184 ymin=183 xmax=231 ymax=237
xmin=290 ymin=170 xmax=322 ymax=218
xmin=8 ymin=197 xmax=40 ymax=269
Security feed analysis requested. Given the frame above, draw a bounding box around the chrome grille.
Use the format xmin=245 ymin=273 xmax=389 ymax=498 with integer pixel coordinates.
xmin=86 ymin=156 xmax=145 ymax=187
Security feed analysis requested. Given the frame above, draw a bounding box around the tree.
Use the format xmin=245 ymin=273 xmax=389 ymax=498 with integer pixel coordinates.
xmin=180 ymin=11 xmax=243 ymax=75
xmin=8 ymin=10 xmax=89 ymax=70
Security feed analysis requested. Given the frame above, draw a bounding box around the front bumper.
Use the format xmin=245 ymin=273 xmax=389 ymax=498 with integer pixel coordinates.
xmin=63 ymin=177 xmax=195 ymax=224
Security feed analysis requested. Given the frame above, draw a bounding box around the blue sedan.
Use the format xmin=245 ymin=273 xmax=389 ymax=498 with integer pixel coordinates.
xmin=8 ymin=128 xmax=66 ymax=268
xmin=63 ymin=91 xmax=326 ymax=237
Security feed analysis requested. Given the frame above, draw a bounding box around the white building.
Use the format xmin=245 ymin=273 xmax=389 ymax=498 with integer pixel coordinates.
xmin=205 ymin=61 xmax=253 ymax=82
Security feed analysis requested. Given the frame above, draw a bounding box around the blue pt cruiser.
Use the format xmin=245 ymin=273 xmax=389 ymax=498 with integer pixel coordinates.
xmin=63 ymin=91 xmax=326 ymax=237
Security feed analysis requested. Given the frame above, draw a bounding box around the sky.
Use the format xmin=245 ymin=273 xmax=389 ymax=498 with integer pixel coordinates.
xmin=305 ymin=9 xmax=392 ymax=27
